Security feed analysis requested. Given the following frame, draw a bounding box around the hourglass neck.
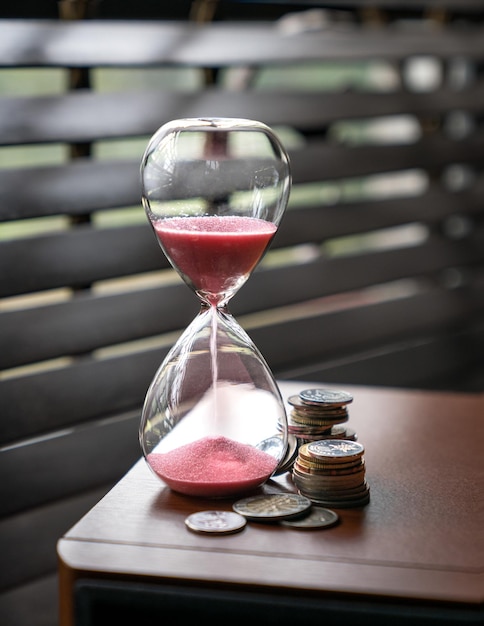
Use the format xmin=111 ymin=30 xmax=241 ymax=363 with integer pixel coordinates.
xmin=200 ymin=301 xmax=230 ymax=314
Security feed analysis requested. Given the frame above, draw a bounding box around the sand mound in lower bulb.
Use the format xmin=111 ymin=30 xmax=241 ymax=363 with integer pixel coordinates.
xmin=147 ymin=435 xmax=278 ymax=497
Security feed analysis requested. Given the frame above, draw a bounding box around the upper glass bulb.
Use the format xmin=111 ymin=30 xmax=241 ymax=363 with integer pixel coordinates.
xmin=141 ymin=117 xmax=291 ymax=306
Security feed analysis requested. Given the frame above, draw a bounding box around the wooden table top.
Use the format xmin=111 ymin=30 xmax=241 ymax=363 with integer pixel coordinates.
xmin=58 ymin=382 xmax=484 ymax=624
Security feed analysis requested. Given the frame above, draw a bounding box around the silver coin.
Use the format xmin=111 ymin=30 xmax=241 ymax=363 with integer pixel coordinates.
xmin=306 ymin=439 xmax=364 ymax=460
xmin=288 ymin=395 xmax=348 ymax=416
xmin=274 ymin=434 xmax=298 ymax=475
xmin=185 ymin=510 xmax=247 ymax=535
xmin=255 ymin=434 xmax=286 ymax=459
xmin=280 ymin=506 xmax=339 ymax=529
xmin=324 ymin=425 xmax=357 ymax=441
xmin=233 ymin=493 xmax=312 ymax=521
xmin=299 ymin=389 xmax=353 ymax=406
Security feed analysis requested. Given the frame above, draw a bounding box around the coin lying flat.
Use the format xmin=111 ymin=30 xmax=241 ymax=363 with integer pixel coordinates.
xmin=233 ymin=493 xmax=311 ymax=521
xmin=280 ymin=506 xmax=339 ymax=529
xmin=305 ymin=439 xmax=364 ymax=461
xmin=299 ymin=389 xmax=353 ymax=406
xmin=321 ymin=425 xmax=357 ymax=441
xmin=185 ymin=510 xmax=247 ymax=535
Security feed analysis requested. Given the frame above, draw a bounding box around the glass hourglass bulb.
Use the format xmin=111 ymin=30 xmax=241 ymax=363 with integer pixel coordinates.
xmin=139 ymin=118 xmax=291 ymax=498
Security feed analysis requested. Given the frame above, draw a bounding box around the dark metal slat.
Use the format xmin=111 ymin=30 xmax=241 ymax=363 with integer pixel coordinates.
xmin=2 ymin=135 xmax=484 ymax=223
xmin=1 ymin=20 xmax=484 ymax=68
xmin=0 ymin=224 xmax=165 ymax=297
xmin=0 ymin=414 xmax=140 ymax=521
xmin=2 ymin=86 xmax=484 ymax=146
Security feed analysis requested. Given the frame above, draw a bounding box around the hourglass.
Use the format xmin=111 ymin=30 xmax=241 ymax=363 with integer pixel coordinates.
xmin=139 ymin=118 xmax=291 ymax=498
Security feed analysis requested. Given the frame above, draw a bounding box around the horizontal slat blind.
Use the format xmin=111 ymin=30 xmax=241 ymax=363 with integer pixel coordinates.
xmin=2 ymin=229 xmax=484 ymax=371
xmin=2 ymin=279 xmax=484 ymax=444
xmin=1 ymin=11 xmax=483 ymax=626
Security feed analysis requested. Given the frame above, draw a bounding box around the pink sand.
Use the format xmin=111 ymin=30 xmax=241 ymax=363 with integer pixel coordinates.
xmin=154 ymin=215 xmax=276 ymax=304
xmin=147 ymin=435 xmax=278 ymax=497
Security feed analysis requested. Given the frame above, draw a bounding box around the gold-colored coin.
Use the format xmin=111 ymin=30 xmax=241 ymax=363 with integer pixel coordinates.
xmin=293 ymin=469 xmax=366 ymax=488
xmin=296 ymin=451 xmax=363 ymax=468
xmin=294 ymin=458 xmax=365 ymax=476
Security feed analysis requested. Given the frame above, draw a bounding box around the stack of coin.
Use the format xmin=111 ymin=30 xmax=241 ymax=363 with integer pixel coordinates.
xmin=292 ymin=439 xmax=370 ymax=508
xmin=284 ymin=388 xmax=357 ymax=444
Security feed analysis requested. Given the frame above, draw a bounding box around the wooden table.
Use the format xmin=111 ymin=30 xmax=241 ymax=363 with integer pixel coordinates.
xmin=57 ymin=382 xmax=484 ymax=625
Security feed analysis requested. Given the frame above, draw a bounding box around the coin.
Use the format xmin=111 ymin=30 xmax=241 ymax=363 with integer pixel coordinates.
xmin=280 ymin=506 xmax=339 ymax=529
xmin=185 ymin=510 xmax=247 ymax=535
xmin=273 ymin=434 xmax=298 ymax=475
xmin=299 ymin=389 xmax=353 ymax=406
xmin=288 ymin=395 xmax=349 ymax=416
xmin=323 ymin=425 xmax=357 ymax=441
xmin=306 ymin=439 xmax=364 ymax=461
xmin=290 ymin=412 xmax=348 ymax=426
xmin=233 ymin=493 xmax=312 ymax=521
xmin=308 ymin=491 xmax=370 ymax=509
xmin=294 ymin=458 xmax=365 ymax=476
xmin=255 ymin=434 xmax=286 ymax=459
xmin=292 ymin=469 xmax=366 ymax=490
xmin=298 ymin=480 xmax=370 ymax=498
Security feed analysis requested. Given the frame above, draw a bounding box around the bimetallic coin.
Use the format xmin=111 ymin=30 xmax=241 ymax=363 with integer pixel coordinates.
xmin=299 ymin=389 xmax=353 ymax=406
xmin=185 ymin=510 xmax=247 ymax=535
xmin=280 ymin=506 xmax=339 ymax=529
xmin=233 ymin=493 xmax=312 ymax=521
